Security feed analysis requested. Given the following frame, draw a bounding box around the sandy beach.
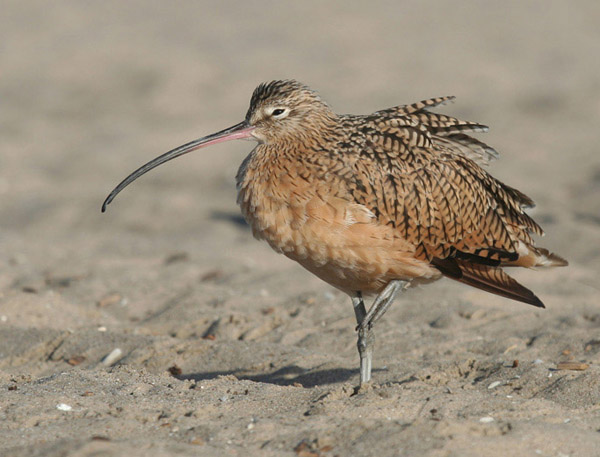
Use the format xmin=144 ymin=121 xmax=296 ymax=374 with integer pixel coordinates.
xmin=1 ymin=1 xmax=599 ymax=455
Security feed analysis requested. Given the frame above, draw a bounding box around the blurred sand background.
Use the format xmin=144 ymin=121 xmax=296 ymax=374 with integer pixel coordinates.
xmin=1 ymin=1 xmax=600 ymax=456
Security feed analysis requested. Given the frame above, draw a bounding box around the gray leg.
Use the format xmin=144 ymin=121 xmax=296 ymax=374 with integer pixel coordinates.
xmin=352 ymin=281 xmax=407 ymax=386
xmin=351 ymin=293 xmax=373 ymax=385
xmin=351 ymin=292 xmax=366 ymax=324
xmin=358 ymin=280 xmax=406 ymax=331
xmin=357 ymin=325 xmax=375 ymax=385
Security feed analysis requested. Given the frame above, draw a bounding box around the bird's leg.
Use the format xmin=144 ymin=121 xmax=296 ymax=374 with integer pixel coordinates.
xmin=358 ymin=280 xmax=406 ymax=331
xmin=351 ymin=292 xmax=373 ymax=385
xmin=351 ymin=281 xmax=406 ymax=385
xmin=352 ymin=291 xmax=367 ymax=324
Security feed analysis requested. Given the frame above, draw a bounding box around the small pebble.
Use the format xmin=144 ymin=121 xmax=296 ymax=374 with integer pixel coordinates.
xmin=91 ymin=435 xmax=110 ymax=441
xmin=97 ymin=293 xmax=122 ymax=308
xmin=479 ymin=416 xmax=494 ymax=423
xmin=97 ymin=326 xmax=107 ymax=332
xmin=533 ymin=359 xmax=544 ymax=365
xmin=67 ymin=355 xmax=86 ymax=366
xmin=56 ymin=403 xmax=72 ymax=411
xmin=487 ymin=381 xmax=502 ymax=390
xmin=556 ymin=362 xmax=589 ymax=371
xmin=0 ymin=315 xmax=7 ymax=322
xmin=168 ymin=365 xmax=182 ymax=376
xmin=101 ymin=348 xmax=123 ymax=366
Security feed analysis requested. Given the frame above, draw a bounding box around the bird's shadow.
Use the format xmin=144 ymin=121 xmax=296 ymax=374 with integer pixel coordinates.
xmin=176 ymin=365 xmax=387 ymax=388
xmin=210 ymin=210 xmax=249 ymax=228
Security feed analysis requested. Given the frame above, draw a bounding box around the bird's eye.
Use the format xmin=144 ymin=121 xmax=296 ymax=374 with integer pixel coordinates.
xmin=265 ymin=107 xmax=289 ymax=120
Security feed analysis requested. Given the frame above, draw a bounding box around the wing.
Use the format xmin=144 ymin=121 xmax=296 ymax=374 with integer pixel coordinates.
xmin=335 ymin=109 xmax=551 ymax=269
xmin=376 ymin=96 xmax=498 ymax=165
xmin=351 ymin=152 xmax=538 ymax=266
xmin=329 ymin=103 xmax=567 ymax=306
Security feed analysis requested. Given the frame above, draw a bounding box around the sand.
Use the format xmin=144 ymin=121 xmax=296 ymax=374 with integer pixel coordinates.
xmin=1 ymin=1 xmax=600 ymax=456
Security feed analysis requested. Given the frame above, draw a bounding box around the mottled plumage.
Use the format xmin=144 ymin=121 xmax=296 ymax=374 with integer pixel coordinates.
xmin=236 ymin=81 xmax=565 ymax=303
xmin=103 ymin=79 xmax=567 ymax=386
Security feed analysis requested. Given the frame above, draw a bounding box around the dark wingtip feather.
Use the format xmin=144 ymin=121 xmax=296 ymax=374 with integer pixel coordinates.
xmin=530 ymin=295 xmax=546 ymax=309
xmin=432 ymin=258 xmax=547 ymax=309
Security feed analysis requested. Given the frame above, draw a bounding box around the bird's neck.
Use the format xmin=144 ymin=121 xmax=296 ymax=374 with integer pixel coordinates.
xmin=237 ymin=114 xmax=339 ymax=183
xmin=235 ymin=142 xmax=299 ymax=196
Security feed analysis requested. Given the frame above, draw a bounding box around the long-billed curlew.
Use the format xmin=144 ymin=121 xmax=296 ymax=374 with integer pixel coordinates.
xmin=103 ymin=80 xmax=567 ymax=386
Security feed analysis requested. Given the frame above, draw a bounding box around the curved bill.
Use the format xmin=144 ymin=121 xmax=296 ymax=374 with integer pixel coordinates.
xmin=102 ymin=121 xmax=254 ymax=212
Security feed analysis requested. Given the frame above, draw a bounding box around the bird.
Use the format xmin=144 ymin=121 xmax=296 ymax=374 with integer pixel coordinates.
xmin=102 ymin=79 xmax=567 ymax=386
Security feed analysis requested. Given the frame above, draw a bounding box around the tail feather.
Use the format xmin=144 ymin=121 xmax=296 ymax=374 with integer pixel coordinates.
xmin=432 ymin=258 xmax=545 ymax=308
xmin=535 ymin=248 xmax=568 ymax=267
xmin=507 ymin=245 xmax=569 ymax=268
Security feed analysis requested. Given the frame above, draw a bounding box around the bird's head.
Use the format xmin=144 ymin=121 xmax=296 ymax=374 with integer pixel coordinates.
xmin=102 ymin=80 xmax=335 ymax=211
xmin=244 ymin=80 xmax=336 ymax=144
